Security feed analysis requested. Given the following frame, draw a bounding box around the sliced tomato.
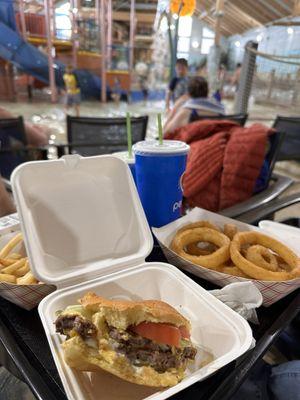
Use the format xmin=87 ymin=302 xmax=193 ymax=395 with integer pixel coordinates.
xmin=131 ymin=322 xmax=181 ymax=347
xmin=179 ymin=326 xmax=190 ymax=339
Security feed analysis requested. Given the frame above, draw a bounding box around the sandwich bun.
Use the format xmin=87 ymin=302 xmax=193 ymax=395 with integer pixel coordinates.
xmin=79 ymin=292 xmax=190 ymax=331
xmin=57 ymin=292 xmax=194 ymax=387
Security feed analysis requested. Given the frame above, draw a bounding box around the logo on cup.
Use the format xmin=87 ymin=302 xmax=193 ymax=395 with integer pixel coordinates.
xmin=173 ymin=200 xmax=182 ymax=212
xmin=179 ymin=172 xmax=185 ymax=192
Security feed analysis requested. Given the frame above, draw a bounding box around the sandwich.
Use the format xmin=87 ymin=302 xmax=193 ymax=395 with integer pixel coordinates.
xmin=55 ymin=292 xmax=197 ymax=387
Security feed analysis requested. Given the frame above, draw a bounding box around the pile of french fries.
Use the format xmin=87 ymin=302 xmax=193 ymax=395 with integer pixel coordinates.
xmin=0 ymin=233 xmax=39 ymax=285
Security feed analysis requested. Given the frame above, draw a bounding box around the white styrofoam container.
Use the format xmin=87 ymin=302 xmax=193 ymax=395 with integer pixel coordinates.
xmin=152 ymin=208 xmax=300 ymax=307
xmin=259 ymin=220 xmax=300 ymax=254
xmin=11 ymin=155 xmax=252 ymax=400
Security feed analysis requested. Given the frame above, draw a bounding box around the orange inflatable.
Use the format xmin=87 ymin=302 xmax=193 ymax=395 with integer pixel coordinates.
xmin=170 ymin=0 xmax=196 ymax=17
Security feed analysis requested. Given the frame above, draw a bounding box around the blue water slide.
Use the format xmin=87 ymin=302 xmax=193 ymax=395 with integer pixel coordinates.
xmin=0 ymin=0 xmax=108 ymax=99
xmin=0 ymin=0 xmax=16 ymax=30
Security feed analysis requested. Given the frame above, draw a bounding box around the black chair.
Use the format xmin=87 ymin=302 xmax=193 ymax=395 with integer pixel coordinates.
xmin=272 ymin=116 xmax=300 ymax=161
xmin=190 ymin=113 xmax=248 ymax=126
xmin=65 ymin=115 xmax=148 ymax=156
xmin=0 ymin=117 xmax=28 ymax=179
xmin=237 ymin=191 xmax=300 ymax=226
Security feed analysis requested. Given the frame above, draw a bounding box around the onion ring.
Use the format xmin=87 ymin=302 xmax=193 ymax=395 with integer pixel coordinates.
xmin=230 ymin=231 xmax=300 ymax=281
xmin=246 ymin=245 xmax=278 ymax=272
xmin=185 ymin=242 xmax=218 ymax=256
xmin=171 ymin=228 xmax=230 ymax=270
xmin=176 ymin=221 xmax=221 ymax=235
xmin=223 ymin=224 xmax=238 ymax=240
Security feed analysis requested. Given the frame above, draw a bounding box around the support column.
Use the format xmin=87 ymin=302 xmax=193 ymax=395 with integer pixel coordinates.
xmin=100 ymin=0 xmax=107 ymax=102
xmin=267 ymin=69 xmax=275 ymax=100
xmin=49 ymin=0 xmax=56 ymax=38
xmin=214 ymin=0 xmax=224 ymax=46
xmin=107 ymin=0 xmax=112 ymax=70
xmin=95 ymin=0 xmax=107 ymax=101
xmin=129 ymin=0 xmax=135 ymax=93
xmin=19 ymin=0 xmax=27 ymax=39
xmin=70 ymin=0 xmax=78 ymax=68
xmin=44 ymin=0 xmax=57 ymax=103
xmin=292 ymin=68 xmax=300 ymax=105
xmin=234 ymin=41 xmax=258 ymax=114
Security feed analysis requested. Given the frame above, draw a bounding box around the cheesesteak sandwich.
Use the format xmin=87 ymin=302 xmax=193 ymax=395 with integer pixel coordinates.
xmin=55 ymin=292 xmax=197 ymax=387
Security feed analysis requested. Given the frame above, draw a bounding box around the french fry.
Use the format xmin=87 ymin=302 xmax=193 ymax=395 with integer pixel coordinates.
xmin=15 ymin=261 xmax=30 ymax=277
xmin=9 ymin=253 xmax=22 ymax=260
xmin=0 ymin=258 xmax=20 ymax=267
xmin=0 ymin=273 xmax=16 ymax=284
xmin=17 ymin=271 xmax=37 ymax=285
xmin=0 ymin=233 xmax=23 ymax=258
xmin=2 ymin=258 xmax=26 ymax=274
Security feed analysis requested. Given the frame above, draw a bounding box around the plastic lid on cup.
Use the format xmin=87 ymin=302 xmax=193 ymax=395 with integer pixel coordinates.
xmin=133 ymin=140 xmax=190 ymax=155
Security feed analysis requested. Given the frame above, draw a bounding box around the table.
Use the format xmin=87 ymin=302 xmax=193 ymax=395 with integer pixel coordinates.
xmin=0 ymin=245 xmax=299 ymax=400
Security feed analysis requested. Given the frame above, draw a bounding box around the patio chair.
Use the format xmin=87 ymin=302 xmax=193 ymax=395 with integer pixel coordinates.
xmin=236 ymin=191 xmax=300 ymax=226
xmin=0 ymin=117 xmax=28 ymax=179
xmin=65 ymin=115 xmax=148 ymax=156
xmin=0 ymin=117 xmax=48 ymax=179
xmin=272 ymin=116 xmax=300 ymax=161
xmin=190 ymin=113 xmax=248 ymax=126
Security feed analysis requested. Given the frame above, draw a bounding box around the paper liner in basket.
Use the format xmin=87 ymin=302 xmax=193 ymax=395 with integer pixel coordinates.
xmin=0 ymin=230 xmax=55 ymax=310
xmin=152 ymin=208 xmax=300 ymax=307
xmin=0 ymin=281 xmax=56 ymax=310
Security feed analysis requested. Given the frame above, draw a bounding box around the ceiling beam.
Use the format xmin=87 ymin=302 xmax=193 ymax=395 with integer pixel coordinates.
xmin=225 ymin=6 xmax=258 ymax=30
xmin=231 ymin=0 xmax=271 ymax=24
xmin=294 ymin=0 xmax=300 ymax=15
xmin=222 ymin=15 xmax=251 ymax=33
xmin=272 ymin=0 xmax=293 ymax=13
xmin=204 ymin=15 xmax=236 ymax=36
xmin=255 ymin=0 xmax=285 ymax=18
xmin=227 ymin=2 xmax=262 ymax=27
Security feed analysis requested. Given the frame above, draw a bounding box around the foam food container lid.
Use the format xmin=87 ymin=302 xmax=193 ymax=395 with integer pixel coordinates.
xmin=11 ymin=155 xmax=153 ymax=287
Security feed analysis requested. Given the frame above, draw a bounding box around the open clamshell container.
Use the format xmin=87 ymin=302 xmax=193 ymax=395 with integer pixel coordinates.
xmin=12 ymin=155 xmax=252 ymax=400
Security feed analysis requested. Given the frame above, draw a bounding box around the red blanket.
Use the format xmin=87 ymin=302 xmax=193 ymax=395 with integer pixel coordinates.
xmin=165 ymin=120 xmax=273 ymax=211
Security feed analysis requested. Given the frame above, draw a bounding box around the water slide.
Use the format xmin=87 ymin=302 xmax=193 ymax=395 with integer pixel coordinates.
xmin=0 ymin=0 xmax=107 ymax=99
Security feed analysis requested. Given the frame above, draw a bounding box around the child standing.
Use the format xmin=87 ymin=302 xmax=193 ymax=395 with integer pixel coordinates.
xmin=63 ymin=65 xmax=81 ymax=117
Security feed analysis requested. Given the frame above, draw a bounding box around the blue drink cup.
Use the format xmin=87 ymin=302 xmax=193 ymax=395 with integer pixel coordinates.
xmin=133 ymin=140 xmax=189 ymax=228
xmin=113 ymin=151 xmax=136 ymax=183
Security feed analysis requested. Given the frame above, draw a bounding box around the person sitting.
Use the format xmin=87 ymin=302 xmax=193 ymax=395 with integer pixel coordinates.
xmin=163 ymin=77 xmax=225 ymax=135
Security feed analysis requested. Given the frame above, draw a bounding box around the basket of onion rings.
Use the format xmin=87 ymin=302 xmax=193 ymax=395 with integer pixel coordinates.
xmin=152 ymin=208 xmax=300 ymax=307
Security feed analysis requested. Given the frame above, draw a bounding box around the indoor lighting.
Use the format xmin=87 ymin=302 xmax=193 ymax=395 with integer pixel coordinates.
xmin=256 ymin=34 xmax=262 ymax=42
xmin=235 ymin=40 xmax=241 ymax=47
xmin=170 ymin=24 xmax=175 ymax=30
xmin=73 ymin=7 xmax=78 ymax=14
xmin=173 ymin=13 xmax=178 ymax=20
xmin=287 ymin=27 xmax=294 ymax=35
xmin=192 ymin=40 xmax=199 ymax=48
